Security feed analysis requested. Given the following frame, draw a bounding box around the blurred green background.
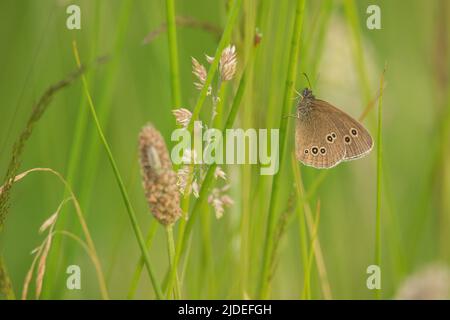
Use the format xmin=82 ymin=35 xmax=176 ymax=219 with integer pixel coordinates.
xmin=0 ymin=0 xmax=449 ymax=299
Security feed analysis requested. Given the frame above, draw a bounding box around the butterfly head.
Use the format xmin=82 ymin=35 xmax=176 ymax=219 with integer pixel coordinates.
xmin=301 ymin=88 xmax=314 ymax=99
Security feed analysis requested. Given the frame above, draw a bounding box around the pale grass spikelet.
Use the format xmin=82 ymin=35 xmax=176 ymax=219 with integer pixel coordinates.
xmin=177 ymin=149 xmax=200 ymax=198
xmin=38 ymin=212 xmax=58 ymax=234
xmin=172 ymin=108 xmax=192 ymax=128
xmin=35 ymin=234 xmax=53 ymax=298
xmin=192 ymin=179 xmax=200 ymax=198
xmin=21 ymin=264 xmax=34 ymax=299
xmin=205 ymin=54 xmax=214 ymax=64
xmin=139 ymin=124 xmax=182 ymax=225
xmin=219 ymin=44 xmax=237 ymax=81
xmin=13 ymin=170 xmax=109 ymax=300
xmin=191 ymin=57 xmax=208 ymax=90
xmin=210 ymin=197 xmax=224 ymax=218
xmin=208 ymin=185 xmax=234 ymax=219
xmin=214 ymin=166 xmax=227 ymax=180
xmin=177 ymin=166 xmax=190 ymax=195
xmin=23 ymin=198 xmax=69 ymax=299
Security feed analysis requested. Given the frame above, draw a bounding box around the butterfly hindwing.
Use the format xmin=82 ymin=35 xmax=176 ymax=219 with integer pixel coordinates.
xmin=314 ymin=100 xmax=373 ymax=161
xmin=295 ymin=105 xmax=346 ymax=168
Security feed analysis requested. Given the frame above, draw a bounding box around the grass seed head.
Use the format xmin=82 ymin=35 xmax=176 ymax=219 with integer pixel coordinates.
xmin=219 ymin=44 xmax=237 ymax=81
xmin=172 ymin=108 xmax=192 ymax=128
xmin=139 ymin=124 xmax=181 ymax=225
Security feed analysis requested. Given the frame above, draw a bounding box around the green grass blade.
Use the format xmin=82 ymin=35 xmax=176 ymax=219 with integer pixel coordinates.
xmin=188 ymin=0 xmax=243 ymax=128
xmin=72 ymin=41 xmax=163 ymax=299
xmin=127 ymin=219 xmax=158 ymax=299
xmin=375 ymin=67 xmax=385 ymax=299
xmin=343 ymin=0 xmax=371 ymax=103
xmin=291 ymin=154 xmax=309 ymax=298
xmin=258 ymin=0 xmax=306 ymax=299
xmin=166 ymin=0 xmax=182 ymax=107
xmin=165 ymin=46 xmax=253 ymax=296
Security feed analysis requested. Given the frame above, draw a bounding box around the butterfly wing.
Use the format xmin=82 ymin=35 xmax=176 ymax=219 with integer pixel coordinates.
xmin=314 ymin=99 xmax=373 ymax=161
xmin=295 ymin=104 xmax=346 ymax=169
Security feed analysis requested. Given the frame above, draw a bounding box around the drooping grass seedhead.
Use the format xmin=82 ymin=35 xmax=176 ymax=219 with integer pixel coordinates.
xmin=139 ymin=124 xmax=182 ymax=226
xmin=0 ymin=66 xmax=87 ymax=229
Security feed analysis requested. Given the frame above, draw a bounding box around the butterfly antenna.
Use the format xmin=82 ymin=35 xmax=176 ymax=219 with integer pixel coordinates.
xmin=302 ymin=72 xmax=313 ymax=89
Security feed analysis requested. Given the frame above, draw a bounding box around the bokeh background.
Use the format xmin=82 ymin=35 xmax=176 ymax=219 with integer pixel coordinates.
xmin=0 ymin=0 xmax=449 ymax=299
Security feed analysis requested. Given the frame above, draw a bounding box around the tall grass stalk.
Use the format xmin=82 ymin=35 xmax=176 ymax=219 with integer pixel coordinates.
xmin=166 ymin=46 xmax=252 ymax=297
xmin=188 ymin=0 xmax=242 ymax=128
xmin=127 ymin=219 xmax=158 ymax=299
xmin=46 ymin=4 xmax=102 ymax=297
xmin=166 ymin=0 xmax=182 ymax=107
xmin=343 ymin=0 xmax=371 ymax=103
xmin=303 ymin=200 xmax=321 ymax=299
xmin=162 ymin=0 xmax=243 ymax=292
xmin=45 ymin=1 xmax=134 ymax=299
xmin=0 ymin=62 xmax=93 ymax=299
xmin=291 ymin=154 xmax=332 ymax=299
xmin=301 ymin=183 xmax=332 ymax=299
xmin=291 ymin=154 xmax=309 ymax=298
xmin=165 ymin=224 xmax=180 ymax=299
xmin=375 ymin=68 xmax=385 ymax=300
xmin=72 ymin=41 xmax=163 ymax=299
xmin=258 ymin=0 xmax=306 ymax=299
xmin=239 ymin=0 xmax=257 ymax=297
xmin=308 ymin=0 xmax=333 ymax=78
xmin=264 ymin=0 xmax=290 ymax=130
xmin=163 ymin=0 xmax=243 ymax=297
xmin=199 ymin=202 xmax=215 ymax=297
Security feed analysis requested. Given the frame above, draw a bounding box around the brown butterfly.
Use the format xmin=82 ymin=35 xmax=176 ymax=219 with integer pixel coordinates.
xmin=295 ymin=88 xmax=373 ymax=169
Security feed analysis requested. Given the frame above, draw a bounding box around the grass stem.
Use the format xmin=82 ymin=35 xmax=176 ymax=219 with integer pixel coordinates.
xmin=127 ymin=219 xmax=158 ymax=299
xmin=258 ymin=0 xmax=306 ymax=299
xmin=375 ymin=67 xmax=385 ymax=299
xmin=166 ymin=0 xmax=182 ymax=107
xmin=165 ymin=47 xmax=252 ymax=296
xmin=166 ymin=224 xmax=180 ymax=299
xmin=72 ymin=41 xmax=163 ymax=299
xmin=189 ymin=0 xmax=242 ymax=129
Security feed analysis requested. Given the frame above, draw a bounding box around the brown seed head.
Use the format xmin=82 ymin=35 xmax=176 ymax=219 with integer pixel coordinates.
xmin=139 ymin=124 xmax=181 ymax=225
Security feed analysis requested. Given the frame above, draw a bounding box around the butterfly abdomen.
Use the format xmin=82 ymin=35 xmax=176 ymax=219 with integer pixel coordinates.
xmin=297 ymin=96 xmax=314 ymax=119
